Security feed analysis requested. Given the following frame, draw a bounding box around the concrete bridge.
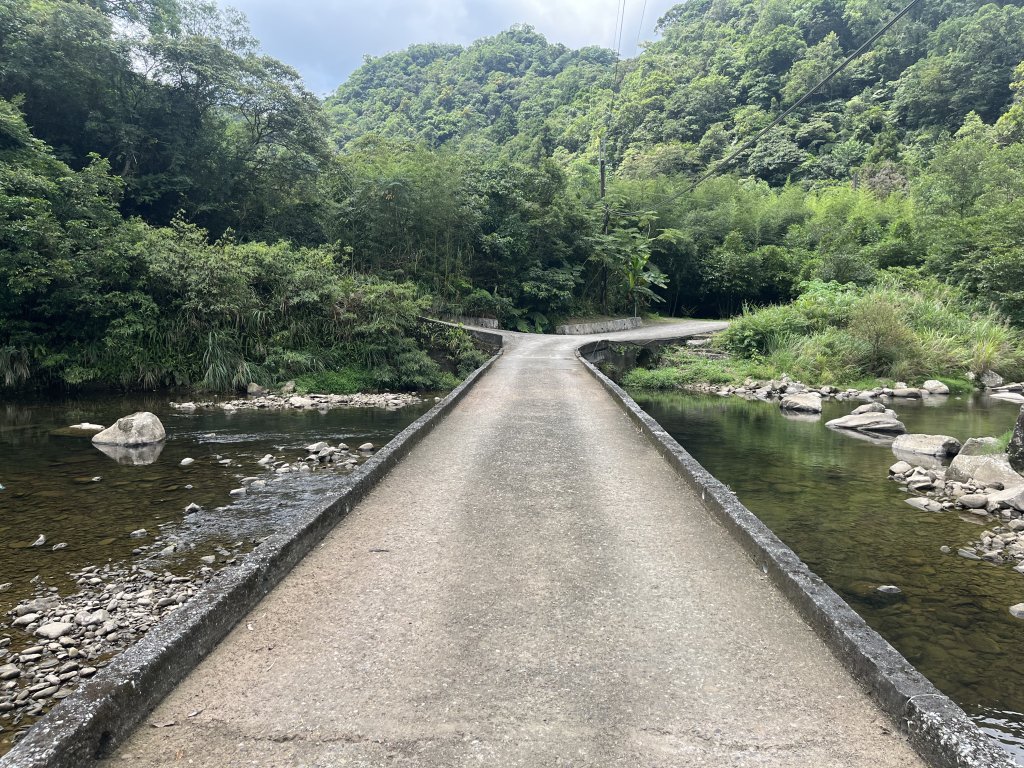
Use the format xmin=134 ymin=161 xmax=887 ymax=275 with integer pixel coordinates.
xmin=4 ymin=322 xmax=1011 ymax=768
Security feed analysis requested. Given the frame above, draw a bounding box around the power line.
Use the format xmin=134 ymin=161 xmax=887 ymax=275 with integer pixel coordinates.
xmin=610 ymin=0 xmax=925 ymax=216
xmin=634 ymin=0 xmax=649 ymax=55
xmin=682 ymin=0 xmax=925 ymax=195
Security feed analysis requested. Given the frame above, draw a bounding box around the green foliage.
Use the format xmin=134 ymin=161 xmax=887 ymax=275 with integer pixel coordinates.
xmin=715 ymin=278 xmax=1024 ymax=387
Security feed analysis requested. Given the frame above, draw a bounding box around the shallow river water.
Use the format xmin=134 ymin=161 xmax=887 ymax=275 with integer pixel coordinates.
xmin=634 ymin=390 xmax=1024 ymax=761
xmin=0 ymin=394 xmax=432 ymax=621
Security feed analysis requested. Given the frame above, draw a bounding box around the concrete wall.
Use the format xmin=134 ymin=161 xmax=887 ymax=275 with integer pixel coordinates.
xmin=437 ymin=314 xmax=501 ymax=329
xmin=555 ymin=317 xmax=642 ymax=335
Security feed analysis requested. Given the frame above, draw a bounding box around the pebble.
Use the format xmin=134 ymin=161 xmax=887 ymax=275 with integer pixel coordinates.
xmin=179 ymin=458 xmax=194 ymax=467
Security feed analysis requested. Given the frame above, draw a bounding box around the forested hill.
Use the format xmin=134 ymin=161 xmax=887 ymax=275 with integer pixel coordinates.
xmin=326 ymin=1 xmax=1024 ymax=182
xmin=2 ymin=0 xmax=1024 ymax=392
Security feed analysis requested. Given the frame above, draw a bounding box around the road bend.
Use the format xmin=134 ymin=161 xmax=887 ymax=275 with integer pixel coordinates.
xmin=109 ymin=321 xmax=924 ymax=767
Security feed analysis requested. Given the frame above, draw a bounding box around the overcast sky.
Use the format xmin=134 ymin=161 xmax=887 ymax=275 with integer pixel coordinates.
xmin=224 ymin=0 xmax=681 ymax=95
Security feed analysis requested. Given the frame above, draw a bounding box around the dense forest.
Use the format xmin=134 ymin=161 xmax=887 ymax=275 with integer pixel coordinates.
xmin=2 ymin=0 xmax=1024 ymax=391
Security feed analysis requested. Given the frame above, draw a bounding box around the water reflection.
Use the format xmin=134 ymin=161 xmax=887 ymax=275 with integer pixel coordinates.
xmin=92 ymin=441 xmax=165 ymax=465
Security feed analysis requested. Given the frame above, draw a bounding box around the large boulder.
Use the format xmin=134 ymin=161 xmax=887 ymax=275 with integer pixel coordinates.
xmin=91 ymin=412 xmax=165 ymax=447
xmin=891 ymin=434 xmax=962 ymax=457
xmin=780 ymin=392 xmax=822 ymax=413
xmin=980 ymin=370 xmax=1005 ymax=389
xmin=947 ymin=452 xmax=1024 ymax=490
xmin=825 ymin=413 xmax=907 ymax=434
xmin=959 ymin=437 xmax=1003 ymax=457
xmin=922 ymin=380 xmax=950 ymax=395
xmin=1009 ymin=406 xmax=1024 ymax=474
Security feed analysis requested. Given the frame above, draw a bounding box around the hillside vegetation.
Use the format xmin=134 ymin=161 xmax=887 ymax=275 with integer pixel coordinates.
xmin=2 ymin=0 xmax=1024 ymax=390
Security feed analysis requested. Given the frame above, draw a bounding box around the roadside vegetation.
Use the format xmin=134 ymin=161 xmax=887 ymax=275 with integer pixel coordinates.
xmin=624 ymin=279 xmax=1024 ymax=391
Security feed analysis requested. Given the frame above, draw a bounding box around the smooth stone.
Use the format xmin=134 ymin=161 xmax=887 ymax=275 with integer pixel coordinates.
xmin=779 ymin=392 xmax=822 ymax=413
xmin=852 ymin=402 xmax=886 ymax=415
xmin=922 ymin=380 xmax=951 ymax=395
xmin=905 ymin=497 xmax=942 ymax=513
xmin=958 ymin=494 xmax=989 ymax=509
xmin=35 ymin=623 xmax=73 ymax=640
xmin=876 ymin=585 xmax=902 ymax=594
xmin=826 ymin=413 xmax=907 ymax=434
xmin=288 ymin=396 xmax=314 ymax=408
xmin=92 ymin=412 xmax=165 ymax=446
xmin=358 ymin=442 xmax=375 ymax=451
xmin=891 ymin=388 xmax=922 ymax=398
xmin=306 ymin=441 xmax=330 ymax=452
xmin=891 ymin=434 xmax=962 ymax=457
xmin=179 ymin=458 xmax=194 ymax=467
xmin=958 ymin=548 xmax=982 ymax=560
xmin=889 ymin=461 xmax=913 ymax=475
xmin=129 ymin=529 xmax=147 ymax=538
xmin=1010 ymin=603 xmax=1024 ymax=619
xmin=991 ymin=392 xmax=1024 ymax=404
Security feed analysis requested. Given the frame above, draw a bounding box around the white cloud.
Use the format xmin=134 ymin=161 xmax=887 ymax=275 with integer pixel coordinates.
xmin=225 ymin=0 xmax=680 ymax=94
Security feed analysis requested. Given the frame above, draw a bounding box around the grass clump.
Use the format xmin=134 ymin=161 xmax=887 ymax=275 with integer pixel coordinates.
xmin=714 ymin=277 xmax=1024 ymax=387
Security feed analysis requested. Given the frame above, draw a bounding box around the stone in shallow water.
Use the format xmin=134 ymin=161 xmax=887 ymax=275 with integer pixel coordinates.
xmin=891 ymin=434 xmax=962 ymax=457
xmin=876 ymin=585 xmax=902 ymax=594
xmin=1010 ymin=603 xmax=1024 ymax=619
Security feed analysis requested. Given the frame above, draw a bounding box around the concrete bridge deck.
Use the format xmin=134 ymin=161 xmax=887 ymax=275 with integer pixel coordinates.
xmin=107 ymin=322 xmax=924 ymax=767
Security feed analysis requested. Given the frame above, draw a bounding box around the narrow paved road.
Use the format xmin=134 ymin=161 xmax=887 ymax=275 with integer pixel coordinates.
xmin=109 ymin=322 xmax=924 ymax=767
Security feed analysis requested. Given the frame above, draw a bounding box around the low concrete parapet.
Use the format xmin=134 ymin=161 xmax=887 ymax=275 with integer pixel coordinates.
xmin=436 ymin=314 xmax=501 ymax=329
xmin=555 ymin=317 xmax=642 ymax=335
xmin=2 ymin=349 xmax=505 ymax=768
xmin=577 ymin=349 xmax=1016 ymax=768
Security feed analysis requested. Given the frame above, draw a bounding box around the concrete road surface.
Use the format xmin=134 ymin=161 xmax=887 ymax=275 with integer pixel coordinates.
xmin=109 ymin=321 xmax=924 ymax=767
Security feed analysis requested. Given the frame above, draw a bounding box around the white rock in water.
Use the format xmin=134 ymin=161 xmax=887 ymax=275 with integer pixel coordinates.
xmin=306 ymin=441 xmax=330 ymax=452
xmin=889 ymin=461 xmax=913 ymax=475
xmin=991 ymin=392 xmax=1024 ymax=404
xmin=922 ymin=380 xmax=950 ymax=395
xmin=180 ymin=458 xmax=194 ymax=466
xmin=91 ymin=412 xmax=166 ymax=446
xmin=129 ymin=529 xmax=147 ymax=538
xmin=891 ymin=434 xmax=962 ymax=457
xmin=779 ymin=392 xmax=822 ymax=413
xmin=69 ymin=423 xmax=105 ymax=433
xmin=229 ymin=488 xmax=246 ymax=497
xmin=1010 ymin=604 xmax=1024 ymax=619
xmin=36 ymin=622 xmax=74 ymax=640
xmin=905 ymin=497 xmax=942 ymax=512
xmin=876 ymin=585 xmax=902 ymax=594
xmin=852 ymin=402 xmax=886 ymax=415
xmin=826 ymin=413 xmax=907 ymax=434
xmin=288 ymin=396 xmax=314 ymax=408
xmin=358 ymin=442 xmax=375 ymax=451
xmin=891 ymin=388 xmax=922 ymax=398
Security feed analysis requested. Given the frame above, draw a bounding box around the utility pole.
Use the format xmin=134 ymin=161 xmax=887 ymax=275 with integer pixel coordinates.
xmin=599 ymin=138 xmax=609 ymax=313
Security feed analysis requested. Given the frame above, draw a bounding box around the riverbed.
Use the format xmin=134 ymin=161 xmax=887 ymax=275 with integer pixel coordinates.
xmin=633 ymin=390 xmax=1024 ymax=761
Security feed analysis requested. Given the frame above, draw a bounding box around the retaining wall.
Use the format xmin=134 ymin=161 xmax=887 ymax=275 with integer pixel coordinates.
xmin=555 ymin=317 xmax=643 ymax=335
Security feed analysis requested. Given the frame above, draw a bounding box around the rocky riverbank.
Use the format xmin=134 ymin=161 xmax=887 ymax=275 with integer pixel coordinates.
xmin=171 ymin=391 xmax=424 ymax=413
xmin=0 ymin=557 xmax=233 ymax=745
